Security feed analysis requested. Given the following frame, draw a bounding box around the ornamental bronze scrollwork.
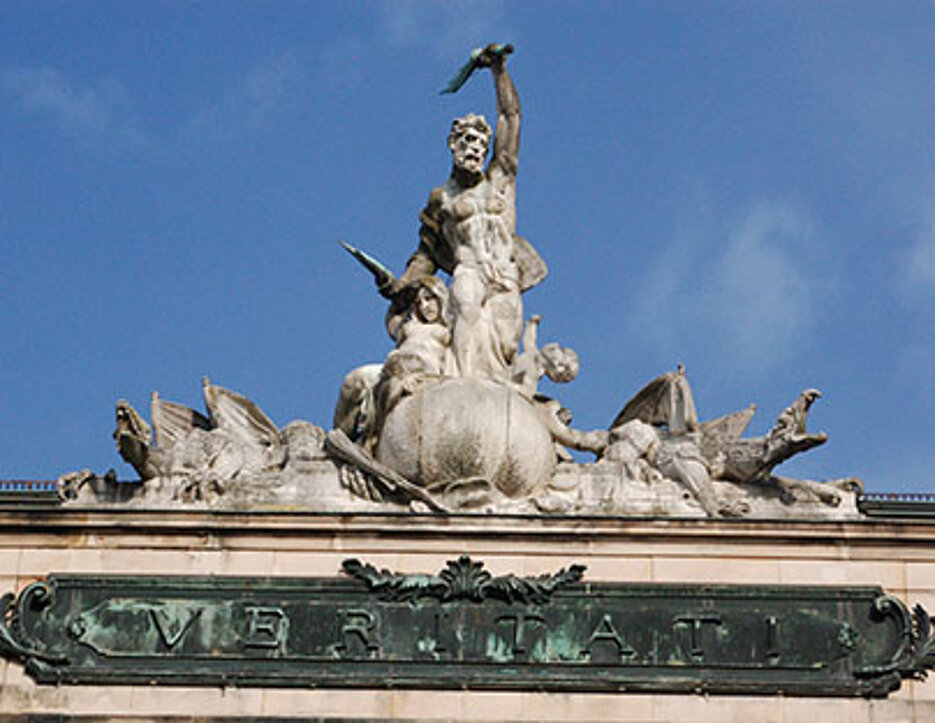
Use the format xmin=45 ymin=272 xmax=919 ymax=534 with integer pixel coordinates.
xmin=1 ymin=559 xmax=932 ymax=697
xmin=341 ymin=555 xmax=585 ymax=604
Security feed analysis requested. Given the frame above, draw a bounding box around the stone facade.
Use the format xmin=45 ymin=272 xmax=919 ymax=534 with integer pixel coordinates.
xmin=1 ymin=506 xmax=933 ymax=721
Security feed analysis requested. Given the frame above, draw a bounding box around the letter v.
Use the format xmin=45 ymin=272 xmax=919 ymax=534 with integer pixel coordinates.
xmin=150 ymin=606 xmax=202 ymax=650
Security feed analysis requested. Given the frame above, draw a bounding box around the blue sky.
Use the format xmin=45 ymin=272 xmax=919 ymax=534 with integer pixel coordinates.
xmin=1 ymin=2 xmax=933 ymax=494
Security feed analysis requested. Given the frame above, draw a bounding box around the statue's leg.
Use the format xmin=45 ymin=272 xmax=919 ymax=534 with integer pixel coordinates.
xmin=333 ymin=364 xmax=382 ymax=441
xmin=488 ymin=288 xmax=523 ymax=368
xmin=660 ymin=455 xmax=748 ymax=517
xmin=450 ymin=266 xmax=488 ymax=377
xmin=369 ymin=373 xmax=405 ymax=453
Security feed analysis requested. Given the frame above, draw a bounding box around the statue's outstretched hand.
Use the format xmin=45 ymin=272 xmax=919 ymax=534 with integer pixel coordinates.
xmin=476 ymin=43 xmax=513 ymax=69
xmin=378 ymin=277 xmax=405 ymax=300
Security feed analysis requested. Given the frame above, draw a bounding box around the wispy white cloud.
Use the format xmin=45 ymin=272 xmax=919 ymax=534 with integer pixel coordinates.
xmin=893 ymin=197 xmax=935 ymax=407
xmin=314 ymin=35 xmax=368 ymax=94
xmin=307 ymin=3 xmax=509 ymax=105
xmin=183 ymin=51 xmax=305 ymax=141
xmin=381 ymin=0 xmax=422 ymax=48
xmin=632 ymin=198 xmax=821 ymax=372
xmin=1 ymin=54 xmax=306 ymax=152
xmin=378 ymin=0 xmax=509 ymax=59
xmin=905 ymin=205 xmax=935 ymax=291
xmin=0 ymin=66 xmax=146 ymax=148
xmin=709 ymin=204 xmax=816 ymax=367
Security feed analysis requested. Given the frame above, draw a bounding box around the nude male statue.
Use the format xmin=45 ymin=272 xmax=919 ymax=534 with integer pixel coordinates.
xmin=383 ymin=44 xmax=546 ymax=380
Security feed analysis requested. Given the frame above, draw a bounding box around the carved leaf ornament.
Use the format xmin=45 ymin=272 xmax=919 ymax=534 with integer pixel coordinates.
xmin=341 ymin=554 xmax=586 ymax=604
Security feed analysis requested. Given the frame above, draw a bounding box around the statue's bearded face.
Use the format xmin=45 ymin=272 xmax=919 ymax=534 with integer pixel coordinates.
xmin=449 ymin=126 xmax=489 ymax=175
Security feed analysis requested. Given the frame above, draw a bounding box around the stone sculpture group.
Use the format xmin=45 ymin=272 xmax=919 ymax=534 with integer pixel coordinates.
xmin=65 ymin=45 xmax=861 ymax=518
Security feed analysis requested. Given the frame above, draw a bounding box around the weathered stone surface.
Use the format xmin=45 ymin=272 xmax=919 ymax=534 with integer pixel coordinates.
xmin=64 ymin=44 xmax=862 ymax=521
xmin=2 ymin=509 xmax=934 ymax=719
xmin=376 ymin=378 xmax=555 ymax=501
xmin=68 ymin=450 xmax=861 ymax=522
xmin=541 ymin=461 xmax=862 ymax=520
xmin=65 ymin=367 xmax=860 ymax=519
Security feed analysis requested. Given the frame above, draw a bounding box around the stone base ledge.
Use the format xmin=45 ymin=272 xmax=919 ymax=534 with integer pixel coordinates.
xmin=1 ymin=510 xmax=933 ymax=720
xmin=2 ymin=507 xmax=935 ymax=546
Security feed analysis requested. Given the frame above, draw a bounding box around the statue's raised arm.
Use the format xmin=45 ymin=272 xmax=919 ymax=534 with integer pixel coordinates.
xmin=476 ymin=44 xmax=520 ymax=177
xmin=381 ymin=44 xmax=543 ymax=379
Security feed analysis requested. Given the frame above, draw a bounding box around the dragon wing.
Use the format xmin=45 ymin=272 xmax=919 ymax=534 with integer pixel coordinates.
xmin=611 ymin=368 xmax=698 ymax=433
xmin=699 ymin=405 xmax=757 ymax=442
xmin=202 ymin=378 xmax=280 ymax=448
xmin=151 ymin=392 xmax=211 ymax=450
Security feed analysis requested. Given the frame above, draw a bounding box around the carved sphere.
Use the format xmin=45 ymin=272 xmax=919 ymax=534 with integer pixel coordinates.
xmin=375 ymin=378 xmax=555 ymax=498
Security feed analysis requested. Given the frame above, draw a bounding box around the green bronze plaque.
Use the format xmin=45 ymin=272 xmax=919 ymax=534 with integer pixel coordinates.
xmin=2 ymin=556 xmax=933 ymax=696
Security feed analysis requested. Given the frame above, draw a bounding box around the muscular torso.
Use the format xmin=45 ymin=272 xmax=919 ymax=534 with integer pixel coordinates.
xmin=434 ymin=169 xmax=518 ymax=292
